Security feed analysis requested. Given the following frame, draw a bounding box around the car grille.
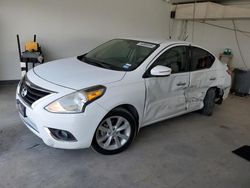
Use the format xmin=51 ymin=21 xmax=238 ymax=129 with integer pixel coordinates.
xmin=19 ymin=77 xmax=52 ymax=106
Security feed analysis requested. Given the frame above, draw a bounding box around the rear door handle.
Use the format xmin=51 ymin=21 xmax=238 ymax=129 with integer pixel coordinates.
xmin=209 ymin=77 xmax=216 ymax=81
xmin=176 ymin=82 xmax=187 ymax=86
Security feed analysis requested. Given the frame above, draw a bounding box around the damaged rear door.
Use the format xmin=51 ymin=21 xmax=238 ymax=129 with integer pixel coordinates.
xmin=143 ymin=45 xmax=190 ymax=125
xmin=186 ymin=46 xmax=217 ymax=110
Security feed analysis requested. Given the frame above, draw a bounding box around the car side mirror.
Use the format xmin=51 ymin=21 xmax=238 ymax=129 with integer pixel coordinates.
xmin=150 ymin=65 xmax=172 ymax=77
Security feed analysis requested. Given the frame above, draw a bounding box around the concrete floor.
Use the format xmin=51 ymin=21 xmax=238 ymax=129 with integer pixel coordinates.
xmin=0 ymin=85 xmax=250 ymax=188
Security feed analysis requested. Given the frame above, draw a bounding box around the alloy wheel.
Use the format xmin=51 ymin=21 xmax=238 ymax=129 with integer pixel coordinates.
xmin=95 ymin=116 xmax=131 ymax=150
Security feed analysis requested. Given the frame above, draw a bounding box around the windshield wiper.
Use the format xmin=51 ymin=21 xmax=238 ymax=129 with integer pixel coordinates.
xmin=81 ymin=57 xmax=106 ymax=69
xmin=83 ymin=57 xmax=121 ymax=70
xmin=88 ymin=60 xmax=108 ymax=69
xmin=94 ymin=61 xmax=114 ymax=69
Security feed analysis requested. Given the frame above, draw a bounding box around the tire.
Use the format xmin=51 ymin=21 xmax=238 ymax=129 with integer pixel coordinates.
xmin=92 ymin=108 xmax=137 ymax=155
xmin=201 ymin=88 xmax=216 ymax=116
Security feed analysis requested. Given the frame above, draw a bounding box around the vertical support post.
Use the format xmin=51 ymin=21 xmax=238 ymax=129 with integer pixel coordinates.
xmin=17 ymin=34 xmax=22 ymax=62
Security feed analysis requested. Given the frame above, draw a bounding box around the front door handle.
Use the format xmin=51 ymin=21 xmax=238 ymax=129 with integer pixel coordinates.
xmin=209 ymin=77 xmax=216 ymax=81
xmin=176 ymin=82 xmax=187 ymax=86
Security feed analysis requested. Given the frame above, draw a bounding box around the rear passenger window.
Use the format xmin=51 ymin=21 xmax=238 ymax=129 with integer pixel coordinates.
xmin=153 ymin=46 xmax=188 ymax=74
xmin=191 ymin=47 xmax=215 ymax=71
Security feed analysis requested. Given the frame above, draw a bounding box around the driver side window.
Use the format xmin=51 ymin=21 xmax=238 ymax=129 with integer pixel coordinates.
xmin=153 ymin=46 xmax=188 ymax=74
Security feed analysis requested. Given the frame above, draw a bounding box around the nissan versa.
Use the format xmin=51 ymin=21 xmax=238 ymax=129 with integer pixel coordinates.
xmin=16 ymin=38 xmax=231 ymax=154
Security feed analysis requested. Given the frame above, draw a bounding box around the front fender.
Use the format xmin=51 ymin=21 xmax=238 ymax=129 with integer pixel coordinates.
xmin=95 ymin=81 xmax=145 ymax=127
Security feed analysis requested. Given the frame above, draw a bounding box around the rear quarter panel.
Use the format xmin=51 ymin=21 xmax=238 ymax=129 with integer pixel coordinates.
xmin=214 ymin=59 xmax=232 ymax=98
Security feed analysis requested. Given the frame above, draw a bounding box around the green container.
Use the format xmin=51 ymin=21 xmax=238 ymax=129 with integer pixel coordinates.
xmin=223 ymin=48 xmax=232 ymax=55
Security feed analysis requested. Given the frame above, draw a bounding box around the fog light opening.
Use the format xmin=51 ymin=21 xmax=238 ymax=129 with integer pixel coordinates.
xmin=48 ymin=128 xmax=77 ymax=141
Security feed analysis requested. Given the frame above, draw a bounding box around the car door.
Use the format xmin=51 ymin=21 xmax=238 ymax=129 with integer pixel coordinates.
xmin=185 ymin=46 xmax=217 ymax=111
xmin=143 ymin=45 xmax=190 ymax=125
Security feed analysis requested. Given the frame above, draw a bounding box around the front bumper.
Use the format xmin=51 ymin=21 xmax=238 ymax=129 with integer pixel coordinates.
xmin=16 ymin=78 xmax=107 ymax=149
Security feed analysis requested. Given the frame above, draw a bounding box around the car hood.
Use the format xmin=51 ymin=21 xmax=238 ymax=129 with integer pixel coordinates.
xmin=33 ymin=57 xmax=126 ymax=90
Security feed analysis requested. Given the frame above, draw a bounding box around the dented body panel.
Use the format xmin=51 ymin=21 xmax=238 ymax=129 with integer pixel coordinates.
xmin=143 ymin=72 xmax=189 ymax=125
xmin=142 ymin=44 xmax=231 ymax=127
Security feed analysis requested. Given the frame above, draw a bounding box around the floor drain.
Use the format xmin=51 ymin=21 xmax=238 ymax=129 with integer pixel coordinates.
xmin=232 ymin=145 xmax=250 ymax=162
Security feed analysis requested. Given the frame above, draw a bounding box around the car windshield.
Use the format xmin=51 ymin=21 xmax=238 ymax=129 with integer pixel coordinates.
xmin=78 ymin=39 xmax=158 ymax=71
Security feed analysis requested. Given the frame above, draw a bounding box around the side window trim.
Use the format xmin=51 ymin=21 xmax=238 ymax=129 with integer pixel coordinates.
xmin=143 ymin=44 xmax=190 ymax=78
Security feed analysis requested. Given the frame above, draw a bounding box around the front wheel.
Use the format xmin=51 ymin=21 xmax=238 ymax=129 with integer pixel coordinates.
xmin=92 ymin=108 xmax=136 ymax=155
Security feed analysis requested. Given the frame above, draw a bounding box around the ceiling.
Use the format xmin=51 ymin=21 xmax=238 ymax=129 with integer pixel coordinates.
xmin=169 ymin=0 xmax=250 ymax=4
xmin=169 ymin=0 xmax=219 ymax=4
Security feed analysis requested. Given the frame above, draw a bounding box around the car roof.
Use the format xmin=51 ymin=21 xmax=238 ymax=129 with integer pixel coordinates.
xmin=119 ymin=37 xmax=191 ymax=46
xmin=113 ymin=38 xmax=215 ymax=58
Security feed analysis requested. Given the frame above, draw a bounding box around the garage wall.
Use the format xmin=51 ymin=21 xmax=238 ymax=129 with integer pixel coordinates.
xmin=0 ymin=0 xmax=170 ymax=81
xmin=171 ymin=2 xmax=250 ymax=69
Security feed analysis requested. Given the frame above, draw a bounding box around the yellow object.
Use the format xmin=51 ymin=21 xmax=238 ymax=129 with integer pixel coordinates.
xmin=25 ymin=41 xmax=38 ymax=52
xmin=86 ymin=89 xmax=104 ymax=101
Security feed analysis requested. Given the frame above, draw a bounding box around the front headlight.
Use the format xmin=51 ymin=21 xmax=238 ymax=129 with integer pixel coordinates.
xmin=45 ymin=85 xmax=106 ymax=113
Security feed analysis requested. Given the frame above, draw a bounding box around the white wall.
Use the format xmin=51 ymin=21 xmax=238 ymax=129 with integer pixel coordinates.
xmin=171 ymin=3 xmax=250 ymax=69
xmin=0 ymin=0 xmax=170 ymax=81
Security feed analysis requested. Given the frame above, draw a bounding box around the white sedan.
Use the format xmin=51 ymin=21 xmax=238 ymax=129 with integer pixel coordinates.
xmin=16 ymin=38 xmax=231 ymax=154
